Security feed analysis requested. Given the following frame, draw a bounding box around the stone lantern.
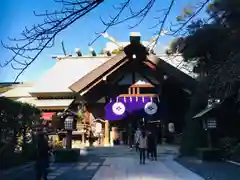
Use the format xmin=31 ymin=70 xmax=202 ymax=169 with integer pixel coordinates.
xmin=64 ymin=116 xmax=74 ymax=149
xmin=202 ymin=117 xmax=217 ymax=148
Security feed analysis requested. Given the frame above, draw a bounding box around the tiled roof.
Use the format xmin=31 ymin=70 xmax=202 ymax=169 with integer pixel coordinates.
xmin=157 ymin=54 xmax=198 ymax=78
xmin=30 ymin=56 xmax=111 ymax=93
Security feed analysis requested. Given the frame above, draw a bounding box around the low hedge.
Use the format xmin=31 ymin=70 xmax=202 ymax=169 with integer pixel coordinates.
xmin=23 ymin=143 xmax=37 ymax=160
xmin=0 ymin=152 xmax=28 ymax=169
xmin=54 ymin=149 xmax=80 ymax=163
xmin=197 ymin=148 xmax=221 ymax=161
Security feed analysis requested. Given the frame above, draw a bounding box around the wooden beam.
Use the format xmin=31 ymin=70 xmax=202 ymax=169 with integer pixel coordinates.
xmin=130 ymin=84 xmax=154 ymax=88
xmin=39 ymin=107 xmax=66 ymax=110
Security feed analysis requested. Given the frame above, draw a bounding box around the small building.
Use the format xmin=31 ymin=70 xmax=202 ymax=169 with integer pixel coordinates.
xmin=193 ymin=95 xmax=240 ymax=143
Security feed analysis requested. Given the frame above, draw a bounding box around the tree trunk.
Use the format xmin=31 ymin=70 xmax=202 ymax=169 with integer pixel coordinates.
xmin=22 ymin=126 xmax=27 ymax=154
xmin=180 ymin=79 xmax=209 ymax=156
xmin=12 ymin=128 xmax=18 ymax=153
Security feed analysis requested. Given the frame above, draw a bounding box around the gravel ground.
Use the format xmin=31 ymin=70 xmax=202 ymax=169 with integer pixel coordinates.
xmin=176 ymin=157 xmax=240 ymax=180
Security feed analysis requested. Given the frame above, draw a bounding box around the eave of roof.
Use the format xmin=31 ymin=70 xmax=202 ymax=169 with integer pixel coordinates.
xmin=17 ymin=97 xmax=74 ymax=108
xmin=0 ymin=86 xmax=32 ymax=98
xmin=192 ymin=106 xmax=214 ymax=119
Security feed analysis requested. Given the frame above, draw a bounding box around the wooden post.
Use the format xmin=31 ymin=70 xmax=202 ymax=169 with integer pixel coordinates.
xmin=132 ymin=88 xmax=135 ymax=94
xmin=82 ymin=132 xmax=85 ymax=145
xmin=207 ymin=130 xmax=212 ymax=149
xmin=128 ymin=88 xmax=131 ymax=94
xmin=66 ymin=130 xmax=72 ymax=149
xmin=104 ymin=120 xmax=109 ymax=146
xmin=136 ymin=87 xmax=140 ymax=94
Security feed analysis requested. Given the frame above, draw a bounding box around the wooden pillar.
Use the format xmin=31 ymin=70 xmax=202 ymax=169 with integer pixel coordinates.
xmin=66 ymin=130 xmax=72 ymax=149
xmin=132 ymin=88 xmax=136 ymax=94
xmin=104 ymin=120 xmax=109 ymax=146
xmin=136 ymin=87 xmax=140 ymax=94
xmin=128 ymin=88 xmax=131 ymax=94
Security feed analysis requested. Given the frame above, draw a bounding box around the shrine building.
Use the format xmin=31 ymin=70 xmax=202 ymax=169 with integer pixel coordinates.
xmin=1 ymin=32 xmax=197 ymax=146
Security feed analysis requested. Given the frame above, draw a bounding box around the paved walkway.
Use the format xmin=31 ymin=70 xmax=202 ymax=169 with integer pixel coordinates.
xmin=91 ymin=157 xmax=204 ymax=180
xmin=1 ymin=145 xmax=205 ymax=180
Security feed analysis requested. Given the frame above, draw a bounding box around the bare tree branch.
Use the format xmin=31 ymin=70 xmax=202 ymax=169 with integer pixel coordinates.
xmin=1 ymin=0 xmax=104 ymax=81
xmin=1 ymin=0 xmax=209 ymax=81
xmin=167 ymin=0 xmax=211 ymax=36
xmin=88 ymin=0 xmax=131 ymax=46
xmin=149 ymin=0 xmax=175 ymax=51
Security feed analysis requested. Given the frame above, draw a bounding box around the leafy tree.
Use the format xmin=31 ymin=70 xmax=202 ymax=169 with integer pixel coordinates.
xmin=169 ymin=0 xmax=240 ymax=98
xmin=167 ymin=0 xmax=240 ymax=155
xmin=0 ymin=97 xmax=40 ymax=153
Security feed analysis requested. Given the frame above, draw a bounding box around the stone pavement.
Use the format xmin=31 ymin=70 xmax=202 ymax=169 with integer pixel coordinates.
xmin=176 ymin=157 xmax=240 ymax=180
xmin=1 ymin=145 xmax=205 ymax=180
xmin=0 ymin=156 xmax=105 ymax=180
xmin=91 ymin=154 xmax=204 ymax=180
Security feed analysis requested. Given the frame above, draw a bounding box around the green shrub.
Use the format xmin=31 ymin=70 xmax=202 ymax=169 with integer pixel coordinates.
xmin=197 ymin=148 xmax=221 ymax=161
xmin=54 ymin=139 xmax=63 ymax=149
xmin=218 ymin=137 xmax=238 ymax=156
xmin=229 ymin=142 xmax=240 ymax=162
xmin=0 ymin=152 xmax=27 ymax=169
xmin=173 ymin=134 xmax=182 ymax=144
xmin=23 ymin=143 xmax=37 ymax=160
xmin=54 ymin=149 xmax=79 ymax=163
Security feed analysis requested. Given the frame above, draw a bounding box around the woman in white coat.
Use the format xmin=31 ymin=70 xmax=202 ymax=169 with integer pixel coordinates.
xmin=138 ymin=130 xmax=147 ymax=164
xmin=134 ymin=128 xmax=141 ymax=152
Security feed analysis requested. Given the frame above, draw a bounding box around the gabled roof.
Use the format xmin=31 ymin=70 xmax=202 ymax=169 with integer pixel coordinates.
xmin=30 ymin=56 xmax=111 ymax=94
xmin=69 ymin=43 xmax=197 ymax=93
xmin=147 ymin=54 xmax=197 ymax=90
xmin=69 ymin=52 xmax=128 ymax=93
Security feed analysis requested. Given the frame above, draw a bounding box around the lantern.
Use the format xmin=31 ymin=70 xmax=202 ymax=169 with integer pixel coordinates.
xmin=64 ymin=116 xmax=74 ymax=131
xmin=207 ymin=118 xmax=217 ymax=129
xmin=64 ymin=116 xmax=74 ymax=149
xmin=202 ymin=118 xmax=217 ymax=149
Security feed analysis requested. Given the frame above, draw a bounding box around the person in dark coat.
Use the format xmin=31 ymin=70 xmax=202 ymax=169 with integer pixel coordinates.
xmin=35 ymin=132 xmax=49 ymax=180
xmin=147 ymin=131 xmax=157 ymax=161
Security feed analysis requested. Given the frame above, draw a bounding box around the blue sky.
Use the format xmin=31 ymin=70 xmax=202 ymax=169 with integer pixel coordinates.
xmin=0 ymin=0 xmax=201 ymax=82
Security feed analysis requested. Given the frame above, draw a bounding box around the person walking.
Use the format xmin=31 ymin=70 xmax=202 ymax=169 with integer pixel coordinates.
xmin=35 ymin=132 xmax=50 ymax=180
xmin=138 ymin=130 xmax=147 ymax=164
xmin=146 ymin=130 xmax=151 ymax=159
xmin=147 ymin=131 xmax=157 ymax=161
xmin=134 ymin=128 xmax=141 ymax=152
xmin=128 ymin=124 xmax=133 ymax=149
